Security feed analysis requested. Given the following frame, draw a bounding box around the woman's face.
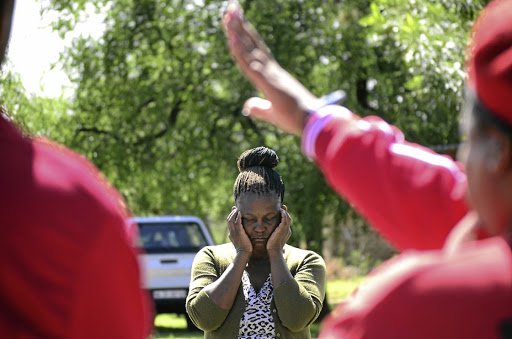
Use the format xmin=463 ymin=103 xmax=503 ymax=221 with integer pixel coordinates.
xmin=236 ymin=192 xmax=282 ymax=258
xmin=457 ymin=104 xmax=508 ymax=235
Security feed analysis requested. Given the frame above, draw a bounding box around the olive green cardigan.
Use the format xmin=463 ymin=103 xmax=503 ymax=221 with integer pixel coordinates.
xmin=186 ymin=243 xmax=326 ymax=339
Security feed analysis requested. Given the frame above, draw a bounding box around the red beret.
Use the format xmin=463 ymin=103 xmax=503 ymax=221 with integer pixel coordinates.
xmin=467 ymin=0 xmax=512 ymax=125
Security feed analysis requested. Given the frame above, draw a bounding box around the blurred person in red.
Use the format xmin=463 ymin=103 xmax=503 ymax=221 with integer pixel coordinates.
xmin=0 ymin=1 xmax=151 ymax=337
xmin=224 ymin=0 xmax=512 ymax=337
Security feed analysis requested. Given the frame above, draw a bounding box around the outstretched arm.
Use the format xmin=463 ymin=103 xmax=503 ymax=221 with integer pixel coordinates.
xmin=223 ymin=3 xmax=468 ymax=250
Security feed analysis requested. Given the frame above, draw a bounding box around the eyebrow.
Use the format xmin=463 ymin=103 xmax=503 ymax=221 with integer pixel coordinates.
xmin=242 ymin=212 xmax=279 ymax=217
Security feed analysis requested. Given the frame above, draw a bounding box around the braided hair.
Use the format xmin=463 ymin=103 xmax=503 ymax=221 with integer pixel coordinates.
xmin=233 ymin=146 xmax=285 ymax=203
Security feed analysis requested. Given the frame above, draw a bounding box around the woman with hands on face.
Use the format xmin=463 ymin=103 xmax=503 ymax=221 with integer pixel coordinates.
xmin=186 ymin=146 xmax=326 ymax=339
xmin=228 ymin=198 xmax=290 ymax=260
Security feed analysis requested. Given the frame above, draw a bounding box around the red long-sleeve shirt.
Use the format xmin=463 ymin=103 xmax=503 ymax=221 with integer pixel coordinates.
xmin=303 ymin=105 xmax=468 ymax=251
xmin=0 ymin=115 xmax=152 ymax=338
xmin=302 ymin=106 xmax=512 ymax=338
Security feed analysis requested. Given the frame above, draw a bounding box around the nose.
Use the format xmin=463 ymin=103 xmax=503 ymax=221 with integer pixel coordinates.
xmin=253 ymin=221 xmax=265 ymax=232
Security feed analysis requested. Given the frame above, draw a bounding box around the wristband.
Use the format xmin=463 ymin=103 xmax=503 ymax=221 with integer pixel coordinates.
xmin=304 ymin=89 xmax=347 ymax=124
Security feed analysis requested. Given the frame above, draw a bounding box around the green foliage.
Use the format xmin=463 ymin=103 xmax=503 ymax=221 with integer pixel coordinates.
xmin=356 ymin=0 xmax=490 ymax=145
xmin=0 ymin=67 xmax=71 ymax=140
xmin=2 ymin=0 xmax=489 ymax=256
xmin=326 ymin=277 xmax=365 ymax=305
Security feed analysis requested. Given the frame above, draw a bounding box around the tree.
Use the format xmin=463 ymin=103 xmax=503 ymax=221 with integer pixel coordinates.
xmin=0 ymin=67 xmax=71 ymax=140
xmin=2 ymin=0 xmax=488 ymax=258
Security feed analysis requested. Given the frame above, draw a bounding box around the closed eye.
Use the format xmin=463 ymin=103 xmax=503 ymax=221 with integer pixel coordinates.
xmin=242 ymin=218 xmax=255 ymax=224
xmin=264 ymin=216 xmax=279 ymax=223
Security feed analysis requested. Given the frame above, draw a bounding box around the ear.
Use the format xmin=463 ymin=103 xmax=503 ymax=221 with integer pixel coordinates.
xmin=282 ymin=204 xmax=287 ymax=211
xmin=486 ymin=129 xmax=512 ymax=175
xmin=232 ymin=206 xmax=236 ymax=210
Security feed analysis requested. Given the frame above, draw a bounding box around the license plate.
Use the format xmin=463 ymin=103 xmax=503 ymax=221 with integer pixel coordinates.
xmin=152 ymin=289 xmax=187 ymax=299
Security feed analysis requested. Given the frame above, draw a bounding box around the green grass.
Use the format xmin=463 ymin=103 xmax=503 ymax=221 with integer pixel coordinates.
xmin=152 ymin=277 xmax=364 ymax=338
xmin=153 ymin=314 xmax=202 ymax=339
xmin=326 ymin=276 xmax=365 ymax=306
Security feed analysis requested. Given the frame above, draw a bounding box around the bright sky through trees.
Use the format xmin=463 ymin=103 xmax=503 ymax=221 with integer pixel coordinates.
xmin=6 ymin=0 xmax=104 ymax=98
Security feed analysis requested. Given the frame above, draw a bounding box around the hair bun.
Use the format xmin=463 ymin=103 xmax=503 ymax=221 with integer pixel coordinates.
xmin=237 ymin=146 xmax=279 ymax=172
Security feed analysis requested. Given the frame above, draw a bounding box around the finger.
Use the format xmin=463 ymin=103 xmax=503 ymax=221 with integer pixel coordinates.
xmin=227 ymin=208 xmax=236 ymax=221
xmin=281 ymin=209 xmax=291 ymax=228
xmin=230 ymin=33 xmax=271 ymax=82
xmin=283 ymin=209 xmax=292 ymax=242
xmin=224 ymin=4 xmax=272 ymax=60
xmin=242 ymin=97 xmax=275 ymax=121
xmin=224 ymin=9 xmax=271 ymax=86
xmin=238 ymin=214 xmax=248 ymax=236
xmin=226 ymin=32 xmax=254 ymax=75
xmin=235 ymin=211 xmax=242 ymax=228
xmin=223 ymin=1 xmax=242 ymax=31
xmin=242 ymin=22 xmax=273 ymax=61
xmin=277 ymin=208 xmax=286 ymax=227
xmin=233 ymin=23 xmax=271 ymax=64
xmin=227 ymin=30 xmax=266 ymax=81
xmin=285 ymin=210 xmax=292 ymax=225
xmin=227 ymin=209 xmax=238 ymax=230
xmin=234 ymin=212 xmax=249 ymax=237
xmin=224 ymin=9 xmax=250 ymax=54
xmin=228 ymin=212 xmax=242 ymax=243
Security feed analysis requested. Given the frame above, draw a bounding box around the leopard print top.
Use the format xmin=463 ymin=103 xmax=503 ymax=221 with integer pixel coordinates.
xmin=238 ymin=272 xmax=275 ymax=339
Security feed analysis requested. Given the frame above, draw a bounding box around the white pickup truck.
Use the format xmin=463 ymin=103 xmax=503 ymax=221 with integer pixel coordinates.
xmin=131 ymin=215 xmax=215 ymax=329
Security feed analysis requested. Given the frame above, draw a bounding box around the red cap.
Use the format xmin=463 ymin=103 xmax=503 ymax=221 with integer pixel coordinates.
xmin=467 ymin=0 xmax=512 ymax=125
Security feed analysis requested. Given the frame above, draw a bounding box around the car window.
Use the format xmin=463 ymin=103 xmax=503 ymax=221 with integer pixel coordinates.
xmin=137 ymin=222 xmax=209 ymax=253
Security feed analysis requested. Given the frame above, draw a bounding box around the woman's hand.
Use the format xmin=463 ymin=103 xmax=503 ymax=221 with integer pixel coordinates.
xmin=227 ymin=208 xmax=253 ymax=255
xmin=223 ymin=3 xmax=319 ymax=135
xmin=266 ymin=208 xmax=292 ymax=254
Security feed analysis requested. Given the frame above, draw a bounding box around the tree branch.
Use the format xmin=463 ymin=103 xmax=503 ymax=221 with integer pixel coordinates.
xmin=128 ymin=97 xmax=156 ymax=122
xmin=134 ymin=97 xmax=182 ymax=145
xmin=356 ymin=77 xmax=371 ymax=110
xmin=76 ymin=126 xmax=121 ymax=141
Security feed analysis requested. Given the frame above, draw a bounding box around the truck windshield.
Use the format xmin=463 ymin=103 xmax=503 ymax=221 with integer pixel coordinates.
xmin=137 ymin=222 xmax=209 ymax=253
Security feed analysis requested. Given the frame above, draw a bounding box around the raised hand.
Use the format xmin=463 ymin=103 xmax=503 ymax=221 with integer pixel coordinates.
xmin=227 ymin=208 xmax=253 ymax=255
xmin=266 ymin=208 xmax=292 ymax=253
xmin=223 ymin=2 xmax=319 ymax=135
